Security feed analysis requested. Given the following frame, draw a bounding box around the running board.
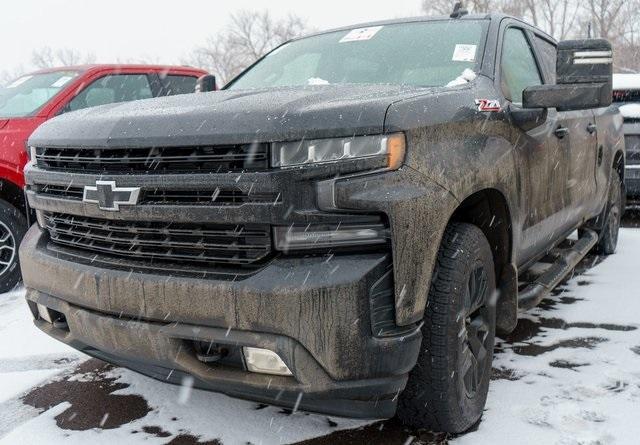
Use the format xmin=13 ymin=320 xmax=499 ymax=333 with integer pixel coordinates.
xmin=518 ymin=229 xmax=598 ymax=311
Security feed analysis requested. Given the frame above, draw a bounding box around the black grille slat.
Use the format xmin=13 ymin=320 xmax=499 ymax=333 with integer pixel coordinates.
xmin=35 ymin=144 xmax=269 ymax=174
xmin=36 ymin=184 xmax=85 ymax=200
xmin=35 ymin=185 xmax=281 ymax=206
xmin=43 ymin=213 xmax=272 ymax=266
xmin=141 ymin=189 xmax=281 ymax=206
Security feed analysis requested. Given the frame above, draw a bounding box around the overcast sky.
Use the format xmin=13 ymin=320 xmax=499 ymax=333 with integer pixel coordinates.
xmin=1 ymin=0 xmax=422 ymax=75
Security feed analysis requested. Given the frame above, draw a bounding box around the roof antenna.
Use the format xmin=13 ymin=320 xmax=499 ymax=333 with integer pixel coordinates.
xmin=450 ymin=1 xmax=469 ymax=19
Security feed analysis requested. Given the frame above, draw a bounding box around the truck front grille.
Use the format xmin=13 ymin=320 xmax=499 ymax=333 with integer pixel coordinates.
xmin=35 ymin=184 xmax=282 ymax=206
xmin=43 ymin=213 xmax=272 ymax=267
xmin=34 ymin=144 xmax=269 ymax=173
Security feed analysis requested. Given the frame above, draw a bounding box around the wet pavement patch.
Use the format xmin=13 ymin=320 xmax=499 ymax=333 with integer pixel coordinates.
xmin=142 ymin=425 xmax=172 ymax=438
xmin=164 ymin=435 xmax=222 ymax=445
xmin=293 ymin=419 xmax=449 ymax=445
xmin=491 ymin=367 xmax=522 ymax=381
xmin=538 ymin=295 xmax=584 ymax=311
xmin=549 ymin=360 xmax=590 ymax=370
xmin=509 ymin=337 xmax=608 ymax=357
xmin=502 ymin=316 xmax=634 ymax=346
xmin=22 ymin=359 xmax=151 ymax=431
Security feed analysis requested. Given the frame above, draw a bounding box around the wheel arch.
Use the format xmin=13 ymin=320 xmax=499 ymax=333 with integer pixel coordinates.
xmin=0 ymin=178 xmax=27 ymax=216
xmin=448 ymin=188 xmax=518 ymax=334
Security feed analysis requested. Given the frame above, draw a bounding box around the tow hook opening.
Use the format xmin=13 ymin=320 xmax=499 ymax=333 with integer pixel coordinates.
xmin=36 ymin=303 xmax=69 ymax=331
xmin=193 ymin=341 xmax=230 ymax=363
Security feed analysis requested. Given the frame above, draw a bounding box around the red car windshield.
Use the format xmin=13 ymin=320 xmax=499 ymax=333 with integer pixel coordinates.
xmin=0 ymin=71 xmax=80 ymax=118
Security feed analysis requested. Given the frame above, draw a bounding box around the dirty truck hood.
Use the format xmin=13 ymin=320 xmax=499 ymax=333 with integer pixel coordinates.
xmin=29 ymin=84 xmax=441 ymax=148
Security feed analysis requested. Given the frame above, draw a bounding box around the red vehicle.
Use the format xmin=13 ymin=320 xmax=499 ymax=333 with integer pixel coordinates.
xmin=0 ymin=64 xmax=208 ymax=291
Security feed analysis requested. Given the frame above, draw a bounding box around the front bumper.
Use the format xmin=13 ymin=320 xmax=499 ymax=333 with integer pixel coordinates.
xmin=20 ymin=225 xmax=422 ymax=418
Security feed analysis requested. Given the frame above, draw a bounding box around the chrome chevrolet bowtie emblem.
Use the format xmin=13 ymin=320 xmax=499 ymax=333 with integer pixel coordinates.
xmin=83 ymin=181 xmax=141 ymax=211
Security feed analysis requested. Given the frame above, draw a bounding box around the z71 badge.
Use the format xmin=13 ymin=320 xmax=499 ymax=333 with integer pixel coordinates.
xmin=475 ymin=99 xmax=502 ymax=112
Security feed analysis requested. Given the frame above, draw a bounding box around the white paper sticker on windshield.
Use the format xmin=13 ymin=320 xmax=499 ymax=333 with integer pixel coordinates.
xmin=340 ymin=26 xmax=383 ymax=43
xmin=51 ymin=76 xmax=74 ymax=88
xmin=453 ymin=44 xmax=477 ymax=62
xmin=7 ymin=76 xmax=32 ymax=88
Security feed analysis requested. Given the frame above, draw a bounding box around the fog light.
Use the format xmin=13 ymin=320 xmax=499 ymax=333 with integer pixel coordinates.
xmin=243 ymin=347 xmax=292 ymax=376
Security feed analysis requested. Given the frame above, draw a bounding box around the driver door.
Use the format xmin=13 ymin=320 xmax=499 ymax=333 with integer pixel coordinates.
xmin=500 ymin=26 xmax=569 ymax=265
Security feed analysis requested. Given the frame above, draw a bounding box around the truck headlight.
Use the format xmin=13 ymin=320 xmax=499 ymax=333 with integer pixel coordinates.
xmin=273 ymin=223 xmax=389 ymax=251
xmin=271 ymin=133 xmax=405 ymax=170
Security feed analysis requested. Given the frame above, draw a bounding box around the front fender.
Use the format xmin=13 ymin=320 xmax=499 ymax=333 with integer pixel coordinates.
xmin=319 ymin=167 xmax=459 ymax=326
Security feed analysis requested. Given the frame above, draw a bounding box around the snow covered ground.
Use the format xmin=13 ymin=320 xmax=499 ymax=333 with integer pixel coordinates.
xmin=0 ymin=229 xmax=639 ymax=445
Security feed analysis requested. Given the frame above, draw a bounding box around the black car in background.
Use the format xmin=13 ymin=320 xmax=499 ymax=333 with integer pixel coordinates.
xmin=613 ymin=74 xmax=640 ymax=205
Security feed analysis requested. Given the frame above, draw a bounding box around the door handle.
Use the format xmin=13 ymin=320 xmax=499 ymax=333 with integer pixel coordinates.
xmin=587 ymin=123 xmax=597 ymax=134
xmin=554 ymin=126 xmax=570 ymax=139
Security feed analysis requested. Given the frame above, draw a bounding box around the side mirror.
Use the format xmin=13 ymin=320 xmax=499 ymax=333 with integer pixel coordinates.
xmin=195 ymin=75 xmax=217 ymax=93
xmin=523 ymin=39 xmax=613 ymax=111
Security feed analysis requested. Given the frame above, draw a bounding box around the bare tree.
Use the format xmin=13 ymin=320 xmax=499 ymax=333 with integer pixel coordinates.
xmin=31 ymin=47 xmax=95 ymax=69
xmin=578 ymin=0 xmax=640 ymax=71
xmin=422 ymin=0 xmax=581 ymax=39
xmin=185 ymin=10 xmax=308 ymax=85
xmin=582 ymin=0 xmax=640 ymax=42
xmin=532 ymin=0 xmax=580 ymax=40
xmin=0 ymin=66 xmax=27 ymax=87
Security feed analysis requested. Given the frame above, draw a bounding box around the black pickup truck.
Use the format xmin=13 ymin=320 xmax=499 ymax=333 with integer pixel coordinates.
xmin=19 ymin=11 xmax=624 ymax=433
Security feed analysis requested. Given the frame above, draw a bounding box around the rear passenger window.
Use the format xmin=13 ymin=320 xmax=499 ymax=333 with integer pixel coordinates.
xmin=500 ymin=28 xmax=543 ymax=104
xmin=66 ymin=74 xmax=153 ymax=112
xmin=160 ymin=75 xmax=198 ymax=96
xmin=534 ymin=36 xmax=557 ymax=84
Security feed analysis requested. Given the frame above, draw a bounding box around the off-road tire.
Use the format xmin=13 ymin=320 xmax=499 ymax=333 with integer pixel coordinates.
xmin=397 ymin=222 xmax=496 ymax=433
xmin=0 ymin=199 xmax=27 ymax=294
xmin=594 ymin=167 xmax=623 ymax=255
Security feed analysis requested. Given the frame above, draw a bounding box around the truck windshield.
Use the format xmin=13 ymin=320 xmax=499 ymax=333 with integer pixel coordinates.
xmin=0 ymin=71 xmax=80 ymax=118
xmin=228 ymin=20 xmax=488 ymax=90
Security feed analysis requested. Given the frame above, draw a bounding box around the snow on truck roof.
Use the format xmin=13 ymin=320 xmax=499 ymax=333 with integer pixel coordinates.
xmin=614 ymin=73 xmax=640 ymax=91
